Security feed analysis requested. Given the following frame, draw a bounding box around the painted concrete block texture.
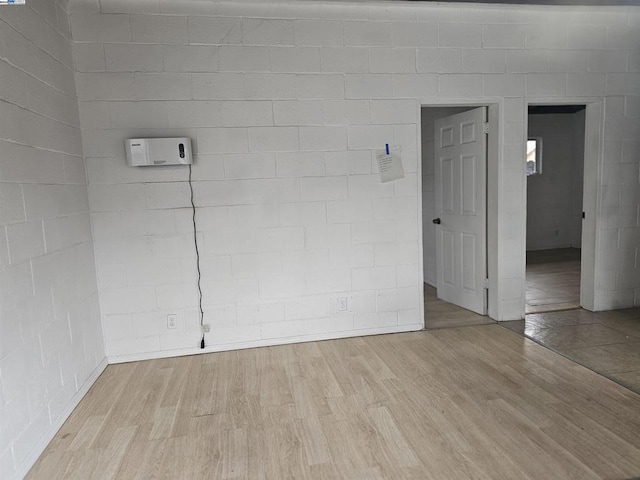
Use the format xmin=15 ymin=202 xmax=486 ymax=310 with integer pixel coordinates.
xmin=0 ymin=2 xmax=105 ymax=480
xmin=69 ymin=0 xmax=640 ymax=368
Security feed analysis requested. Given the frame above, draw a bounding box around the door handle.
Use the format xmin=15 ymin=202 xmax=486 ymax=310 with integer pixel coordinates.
xmin=432 ymin=218 xmax=441 ymax=224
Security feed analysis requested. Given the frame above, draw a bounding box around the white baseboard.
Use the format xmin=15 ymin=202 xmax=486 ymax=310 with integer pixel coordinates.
xmin=108 ymin=323 xmax=424 ymax=364
xmin=12 ymin=358 xmax=109 ymax=480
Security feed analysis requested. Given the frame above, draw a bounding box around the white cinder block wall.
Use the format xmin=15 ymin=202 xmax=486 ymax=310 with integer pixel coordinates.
xmin=71 ymin=0 xmax=640 ymax=361
xmin=0 ymin=1 xmax=106 ymax=479
xmin=0 ymin=0 xmax=637 ymax=475
xmin=526 ymin=111 xmax=586 ymax=250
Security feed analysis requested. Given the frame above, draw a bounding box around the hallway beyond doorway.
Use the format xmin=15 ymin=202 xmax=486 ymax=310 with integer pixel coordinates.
xmin=526 ymin=248 xmax=580 ymax=314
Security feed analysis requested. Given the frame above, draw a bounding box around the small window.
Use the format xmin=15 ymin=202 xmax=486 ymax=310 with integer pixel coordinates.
xmin=526 ymin=138 xmax=542 ymax=176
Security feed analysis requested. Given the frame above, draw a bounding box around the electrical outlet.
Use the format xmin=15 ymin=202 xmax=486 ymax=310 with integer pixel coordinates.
xmin=337 ymin=297 xmax=348 ymax=312
xmin=167 ymin=314 xmax=177 ymax=329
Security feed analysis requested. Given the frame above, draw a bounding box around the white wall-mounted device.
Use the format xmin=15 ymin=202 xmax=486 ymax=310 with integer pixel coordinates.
xmin=125 ymin=137 xmax=193 ymax=166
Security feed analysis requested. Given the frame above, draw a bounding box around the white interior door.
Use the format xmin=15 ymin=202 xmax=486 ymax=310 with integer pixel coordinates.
xmin=434 ymin=107 xmax=487 ymax=315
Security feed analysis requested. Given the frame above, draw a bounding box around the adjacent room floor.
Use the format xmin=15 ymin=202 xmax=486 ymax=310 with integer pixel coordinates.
xmin=27 ymin=324 xmax=640 ymax=480
xmin=520 ymin=246 xmax=640 ymax=394
xmin=526 ymin=248 xmax=581 ymax=314
xmin=502 ymin=308 xmax=640 ymax=395
xmin=428 ymin=283 xmax=640 ymax=395
xmin=423 ymin=284 xmax=493 ymax=329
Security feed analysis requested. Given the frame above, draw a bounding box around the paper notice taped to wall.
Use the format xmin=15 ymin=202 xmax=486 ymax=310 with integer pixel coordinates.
xmin=376 ymin=146 xmax=404 ymax=183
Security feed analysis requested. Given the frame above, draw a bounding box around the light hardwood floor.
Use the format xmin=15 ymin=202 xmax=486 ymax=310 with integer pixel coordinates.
xmin=526 ymin=248 xmax=581 ymax=314
xmin=424 ymin=284 xmax=493 ymax=329
xmin=28 ymin=326 xmax=640 ymax=479
xmin=503 ymin=308 xmax=640 ymax=394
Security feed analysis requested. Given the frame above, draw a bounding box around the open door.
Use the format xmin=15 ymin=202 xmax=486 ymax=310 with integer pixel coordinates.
xmin=434 ymin=107 xmax=487 ymax=315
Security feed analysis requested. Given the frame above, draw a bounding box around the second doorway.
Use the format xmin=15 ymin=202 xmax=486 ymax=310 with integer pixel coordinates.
xmin=526 ymin=105 xmax=586 ymax=314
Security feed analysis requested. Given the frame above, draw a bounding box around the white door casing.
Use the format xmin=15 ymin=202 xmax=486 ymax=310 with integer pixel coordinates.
xmin=434 ymin=107 xmax=487 ymax=315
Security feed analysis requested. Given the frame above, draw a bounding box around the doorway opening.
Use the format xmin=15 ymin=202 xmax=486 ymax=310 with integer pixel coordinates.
xmin=525 ymin=104 xmax=586 ymax=314
xmin=420 ymin=105 xmax=495 ymax=329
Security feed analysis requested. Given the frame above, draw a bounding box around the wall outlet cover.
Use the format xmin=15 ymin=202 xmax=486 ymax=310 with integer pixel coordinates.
xmin=337 ymin=297 xmax=348 ymax=312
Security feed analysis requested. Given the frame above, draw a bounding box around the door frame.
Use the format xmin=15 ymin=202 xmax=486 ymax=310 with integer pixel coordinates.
xmin=417 ymin=99 xmax=502 ymax=323
xmin=524 ymin=98 xmax=603 ymax=312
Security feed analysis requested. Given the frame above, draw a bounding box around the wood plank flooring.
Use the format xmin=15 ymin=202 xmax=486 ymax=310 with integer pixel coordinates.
xmin=502 ymin=307 xmax=640 ymax=395
xmin=424 ymin=284 xmax=493 ymax=329
xmin=526 ymin=248 xmax=581 ymax=314
xmin=27 ymin=326 xmax=640 ymax=480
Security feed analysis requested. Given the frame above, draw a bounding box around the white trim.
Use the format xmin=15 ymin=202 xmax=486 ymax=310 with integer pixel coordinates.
xmin=107 ymin=323 xmax=424 ymax=364
xmin=581 ymin=101 xmax=603 ymax=311
xmin=486 ymin=103 xmax=502 ymax=320
xmin=416 ymin=103 xmax=425 ymax=328
xmin=12 ymin=358 xmax=109 ymax=480
xmin=524 ymin=98 xmax=603 ymax=313
xmin=417 ymin=99 xmax=503 ymax=321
